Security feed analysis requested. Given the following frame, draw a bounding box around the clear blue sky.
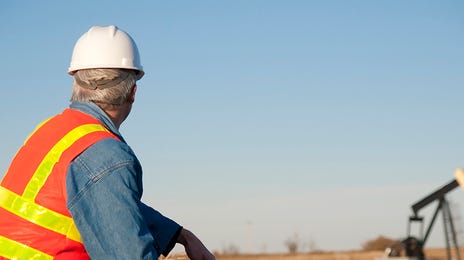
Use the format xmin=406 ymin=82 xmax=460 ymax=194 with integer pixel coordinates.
xmin=1 ymin=0 xmax=464 ymax=254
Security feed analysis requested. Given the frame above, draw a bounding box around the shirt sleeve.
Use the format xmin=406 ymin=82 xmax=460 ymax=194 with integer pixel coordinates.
xmin=140 ymin=203 xmax=182 ymax=255
xmin=66 ymin=138 xmax=181 ymax=259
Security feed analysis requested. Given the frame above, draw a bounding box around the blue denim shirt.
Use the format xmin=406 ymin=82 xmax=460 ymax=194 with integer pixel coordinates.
xmin=65 ymin=102 xmax=181 ymax=259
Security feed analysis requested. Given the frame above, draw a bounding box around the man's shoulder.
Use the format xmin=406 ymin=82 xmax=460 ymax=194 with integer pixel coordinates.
xmin=83 ymin=137 xmax=136 ymax=159
xmin=72 ymin=138 xmax=140 ymax=175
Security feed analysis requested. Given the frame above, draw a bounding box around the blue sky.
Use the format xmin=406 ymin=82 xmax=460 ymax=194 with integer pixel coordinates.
xmin=1 ymin=0 xmax=464 ymax=254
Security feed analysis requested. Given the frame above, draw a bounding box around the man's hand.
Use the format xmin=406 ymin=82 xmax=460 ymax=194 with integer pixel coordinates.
xmin=177 ymin=228 xmax=215 ymax=260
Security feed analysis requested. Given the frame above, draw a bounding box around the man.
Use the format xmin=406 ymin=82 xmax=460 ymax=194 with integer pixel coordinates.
xmin=0 ymin=25 xmax=215 ymax=260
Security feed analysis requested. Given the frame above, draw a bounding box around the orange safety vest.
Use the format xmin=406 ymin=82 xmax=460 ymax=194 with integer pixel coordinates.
xmin=0 ymin=108 xmax=119 ymax=259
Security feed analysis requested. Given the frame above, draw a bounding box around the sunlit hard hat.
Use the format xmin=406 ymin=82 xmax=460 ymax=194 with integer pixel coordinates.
xmin=68 ymin=25 xmax=144 ymax=80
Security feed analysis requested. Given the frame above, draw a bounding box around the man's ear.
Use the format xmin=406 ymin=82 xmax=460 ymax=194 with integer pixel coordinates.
xmin=129 ymin=84 xmax=137 ymax=103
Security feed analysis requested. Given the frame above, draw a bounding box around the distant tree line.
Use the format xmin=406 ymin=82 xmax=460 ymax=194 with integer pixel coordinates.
xmin=362 ymin=235 xmax=402 ymax=252
xmin=217 ymin=233 xmax=402 ymax=255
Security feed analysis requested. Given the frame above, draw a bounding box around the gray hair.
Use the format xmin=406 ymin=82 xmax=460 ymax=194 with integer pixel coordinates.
xmin=70 ymin=68 xmax=137 ymax=110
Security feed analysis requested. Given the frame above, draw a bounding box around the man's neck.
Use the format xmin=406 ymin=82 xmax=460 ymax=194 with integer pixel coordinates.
xmin=98 ymin=103 xmax=132 ymax=129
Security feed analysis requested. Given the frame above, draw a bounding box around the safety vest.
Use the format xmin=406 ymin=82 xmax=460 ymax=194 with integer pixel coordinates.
xmin=0 ymin=108 xmax=119 ymax=259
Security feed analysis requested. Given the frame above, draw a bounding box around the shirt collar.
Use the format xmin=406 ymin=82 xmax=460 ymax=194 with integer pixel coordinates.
xmin=69 ymin=101 xmax=126 ymax=142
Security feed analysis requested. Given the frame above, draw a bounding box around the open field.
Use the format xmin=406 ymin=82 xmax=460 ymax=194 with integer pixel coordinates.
xmin=163 ymin=248 xmax=464 ymax=260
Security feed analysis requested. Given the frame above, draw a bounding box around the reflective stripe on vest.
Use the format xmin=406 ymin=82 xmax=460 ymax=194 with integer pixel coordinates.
xmin=23 ymin=124 xmax=109 ymax=201
xmin=0 ymin=235 xmax=52 ymax=260
xmin=0 ymin=122 xmax=113 ymax=258
xmin=0 ymin=185 xmax=81 ymax=242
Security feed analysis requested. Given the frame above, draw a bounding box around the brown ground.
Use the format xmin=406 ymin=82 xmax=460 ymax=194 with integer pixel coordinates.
xmin=162 ymin=248 xmax=464 ymax=260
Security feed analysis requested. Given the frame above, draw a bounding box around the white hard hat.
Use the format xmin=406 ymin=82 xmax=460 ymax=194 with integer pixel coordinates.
xmin=68 ymin=25 xmax=144 ymax=80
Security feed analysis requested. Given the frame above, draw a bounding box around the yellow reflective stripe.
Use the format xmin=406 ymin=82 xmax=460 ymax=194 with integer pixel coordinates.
xmin=22 ymin=124 xmax=110 ymax=200
xmin=0 ymin=123 xmax=110 ymax=247
xmin=0 ymin=235 xmax=53 ymax=260
xmin=0 ymin=186 xmax=82 ymax=243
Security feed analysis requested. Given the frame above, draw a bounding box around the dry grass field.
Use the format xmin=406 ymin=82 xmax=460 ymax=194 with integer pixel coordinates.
xmin=213 ymin=251 xmax=385 ymax=260
xmin=162 ymin=248 xmax=464 ymax=260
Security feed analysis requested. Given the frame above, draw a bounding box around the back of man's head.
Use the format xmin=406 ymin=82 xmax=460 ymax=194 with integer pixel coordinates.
xmin=68 ymin=25 xmax=143 ymax=110
xmin=70 ymin=68 xmax=136 ymax=110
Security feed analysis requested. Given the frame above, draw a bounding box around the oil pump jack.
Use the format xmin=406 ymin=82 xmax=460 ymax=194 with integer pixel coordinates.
xmin=403 ymin=169 xmax=464 ymax=260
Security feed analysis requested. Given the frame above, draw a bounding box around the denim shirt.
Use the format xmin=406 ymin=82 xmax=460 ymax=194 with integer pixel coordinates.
xmin=65 ymin=102 xmax=181 ymax=259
